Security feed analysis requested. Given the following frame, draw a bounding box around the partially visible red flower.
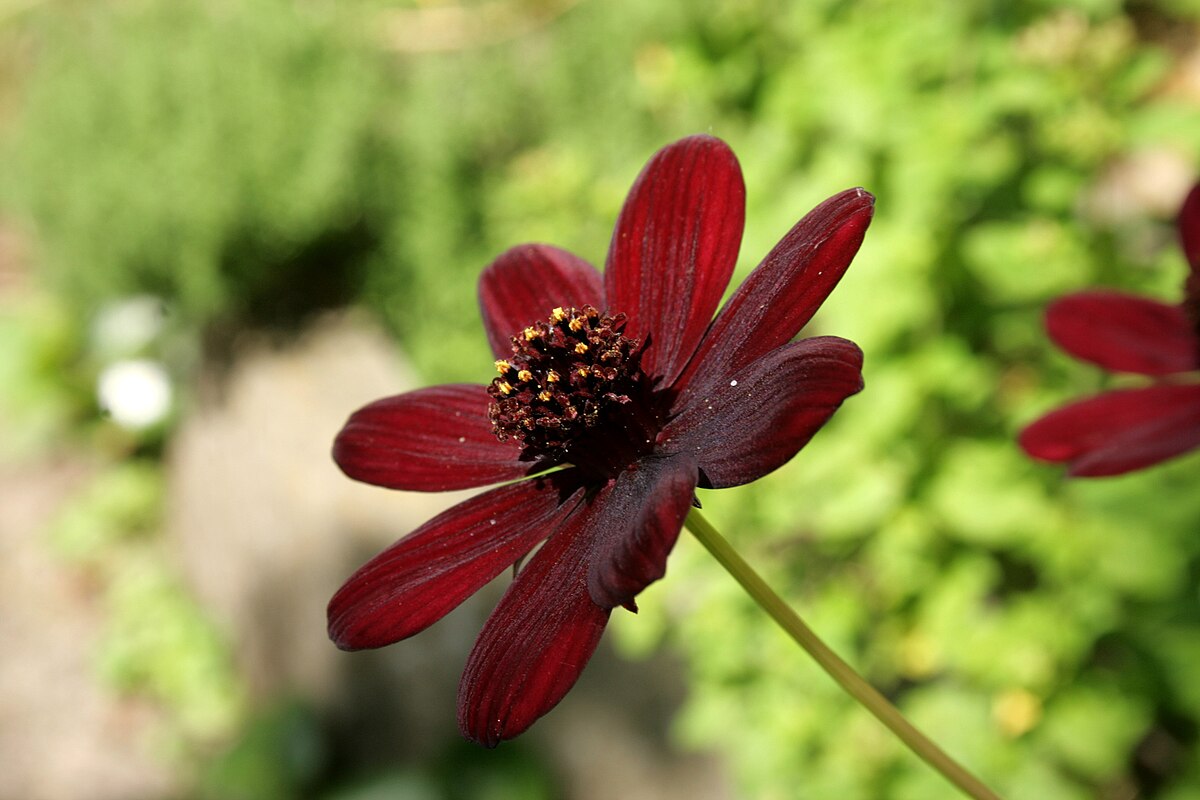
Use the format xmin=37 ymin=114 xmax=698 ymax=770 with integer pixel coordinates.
xmin=1019 ymin=182 xmax=1200 ymax=476
xmin=328 ymin=135 xmax=874 ymax=745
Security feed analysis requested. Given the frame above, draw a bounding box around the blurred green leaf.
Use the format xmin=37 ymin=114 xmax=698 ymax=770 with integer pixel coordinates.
xmin=1037 ymin=684 xmax=1150 ymax=778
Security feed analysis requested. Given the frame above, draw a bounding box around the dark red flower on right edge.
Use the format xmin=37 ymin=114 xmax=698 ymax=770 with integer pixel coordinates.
xmin=1019 ymin=183 xmax=1200 ymax=476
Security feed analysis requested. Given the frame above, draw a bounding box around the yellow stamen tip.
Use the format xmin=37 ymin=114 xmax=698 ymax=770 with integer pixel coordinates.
xmin=524 ymin=327 xmax=540 ymax=340
xmin=546 ymin=370 xmax=560 ymax=383
xmin=551 ymin=307 xmax=567 ymax=322
xmin=568 ymin=317 xmax=584 ymax=332
xmin=538 ymin=390 xmax=553 ymax=401
xmin=494 ymin=359 xmax=511 ymax=374
xmin=497 ymin=381 xmax=513 ymax=395
xmin=517 ymin=369 xmax=533 ymax=382
xmin=574 ymin=342 xmax=588 ymax=354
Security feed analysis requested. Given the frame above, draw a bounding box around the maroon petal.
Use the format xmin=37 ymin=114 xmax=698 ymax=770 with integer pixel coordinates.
xmin=1180 ymin=181 xmax=1200 ymax=273
xmin=1019 ymin=383 xmax=1200 ymax=477
xmin=479 ymin=244 xmax=605 ymax=359
xmin=605 ymin=135 xmax=746 ymax=387
xmin=664 ymin=337 xmax=864 ymax=489
xmin=333 ymin=384 xmax=533 ymax=492
xmin=328 ymin=471 xmax=584 ymax=650
xmin=458 ymin=491 xmax=611 ymax=747
xmin=1180 ymin=182 xmax=1200 ymax=322
xmin=677 ymin=188 xmax=874 ymax=392
xmin=586 ymin=454 xmax=698 ymax=610
xmin=1044 ymin=291 xmax=1196 ymax=375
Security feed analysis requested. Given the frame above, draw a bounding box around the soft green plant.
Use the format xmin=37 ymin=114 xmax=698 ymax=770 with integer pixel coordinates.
xmin=6 ymin=0 xmax=396 ymax=329
xmin=6 ymin=0 xmax=1200 ymax=797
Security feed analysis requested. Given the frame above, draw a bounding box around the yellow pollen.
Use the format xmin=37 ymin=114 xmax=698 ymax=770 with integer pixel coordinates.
xmin=546 ymin=370 xmax=560 ymax=382
xmin=568 ymin=317 xmax=584 ymax=332
xmin=524 ymin=327 xmax=541 ymax=340
xmin=494 ymin=359 xmax=511 ymax=374
xmin=574 ymin=342 xmax=588 ymax=354
xmin=577 ymin=367 xmax=589 ymax=378
xmin=497 ymin=381 xmax=513 ymax=395
xmin=517 ymin=369 xmax=533 ymax=382
xmin=551 ymin=307 xmax=567 ymax=322
xmin=538 ymin=390 xmax=553 ymax=401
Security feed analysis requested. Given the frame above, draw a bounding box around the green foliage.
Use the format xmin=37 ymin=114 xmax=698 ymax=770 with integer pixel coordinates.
xmin=0 ymin=293 xmax=88 ymax=459
xmin=590 ymin=2 xmax=1200 ymax=798
xmin=200 ymin=703 xmax=558 ymax=800
xmin=98 ymin=555 xmax=244 ymax=742
xmin=47 ymin=459 xmax=243 ymax=748
xmin=199 ymin=702 xmax=328 ymax=800
xmin=6 ymin=0 xmax=395 ymax=328
xmin=50 ymin=459 xmax=164 ymax=560
xmin=6 ymin=0 xmax=1200 ymax=797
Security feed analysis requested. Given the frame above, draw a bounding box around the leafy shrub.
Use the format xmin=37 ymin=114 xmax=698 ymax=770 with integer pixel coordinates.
xmin=6 ymin=0 xmax=396 ymax=330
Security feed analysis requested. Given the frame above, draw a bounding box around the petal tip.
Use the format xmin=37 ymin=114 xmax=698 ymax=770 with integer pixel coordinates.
xmin=673 ymin=131 xmax=734 ymax=151
xmin=328 ymin=631 xmax=362 ymax=652
xmin=458 ymin=711 xmax=504 ymax=748
xmin=834 ymin=186 xmax=876 ymax=213
xmin=326 ymin=613 xmax=370 ymax=652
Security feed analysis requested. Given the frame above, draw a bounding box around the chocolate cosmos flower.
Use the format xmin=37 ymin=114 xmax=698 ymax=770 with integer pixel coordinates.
xmin=1019 ymin=182 xmax=1200 ymax=476
xmin=328 ymin=135 xmax=874 ymax=746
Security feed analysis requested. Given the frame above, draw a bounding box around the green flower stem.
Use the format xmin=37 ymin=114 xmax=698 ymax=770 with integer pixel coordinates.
xmin=685 ymin=509 xmax=1003 ymax=800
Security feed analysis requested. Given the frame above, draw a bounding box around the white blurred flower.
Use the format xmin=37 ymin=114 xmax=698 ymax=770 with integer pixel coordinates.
xmin=91 ymin=295 xmax=167 ymax=359
xmin=97 ymin=359 xmax=173 ymax=430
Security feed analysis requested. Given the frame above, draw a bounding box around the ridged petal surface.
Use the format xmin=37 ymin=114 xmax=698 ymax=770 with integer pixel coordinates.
xmin=479 ymin=244 xmax=605 ymax=359
xmin=333 ymin=384 xmax=534 ymax=492
xmin=586 ymin=454 xmax=698 ymax=610
xmin=1019 ymin=384 xmax=1200 ymax=476
xmin=605 ymin=135 xmax=745 ymax=387
xmin=665 ymin=337 xmax=864 ymax=489
xmin=458 ymin=492 xmax=611 ymax=747
xmin=1045 ymin=291 xmax=1196 ymax=375
xmin=677 ymin=188 xmax=873 ymax=391
xmin=328 ymin=472 xmax=584 ymax=650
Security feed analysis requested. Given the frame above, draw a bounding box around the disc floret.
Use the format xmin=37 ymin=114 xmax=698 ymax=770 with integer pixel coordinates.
xmin=488 ymin=305 xmax=642 ymax=454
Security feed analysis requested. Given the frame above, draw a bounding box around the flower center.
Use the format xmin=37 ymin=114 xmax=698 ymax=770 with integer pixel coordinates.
xmin=488 ymin=305 xmax=646 ymax=460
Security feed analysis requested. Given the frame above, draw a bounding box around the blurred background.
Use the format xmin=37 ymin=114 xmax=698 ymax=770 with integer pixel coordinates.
xmin=2 ymin=0 xmax=1200 ymax=797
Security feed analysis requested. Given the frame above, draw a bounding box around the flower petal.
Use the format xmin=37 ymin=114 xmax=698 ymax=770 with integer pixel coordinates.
xmin=458 ymin=491 xmax=611 ymax=747
xmin=678 ymin=188 xmax=874 ymax=391
xmin=1180 ymin=182 xmax=1200 ymax=322
xmin=333 ymin=384 xmax=534 ymax=492
xmin=1180 ymin=181 xmax=1200 ymax=273
xmin=605 ymin=135 xmax=745 ymax=387
xmin=1019 ymin=383 xmax=1200 ymax=477
xmin=328 ymin=471 xmax=585 ymax=650
xmin=478 ymin=244 xmax=605 ymax=359
xmin=664 ymin=337 xmax=864 ymax=489
xmin=586 ymin=454 xmax=698 ymax=610
xmin=1044 ymin=290 xmax=1196 ymax=375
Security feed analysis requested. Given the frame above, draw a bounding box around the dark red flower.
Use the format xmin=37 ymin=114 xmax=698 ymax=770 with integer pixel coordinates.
xmin=1019 ymin=182 xmax=1200 ymax=476
xmin=328 ymin=135 xmax=874 ymax=745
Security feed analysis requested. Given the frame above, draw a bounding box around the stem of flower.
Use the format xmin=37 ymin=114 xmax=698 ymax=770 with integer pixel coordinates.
xmin=684 ymin=509 xmax=1003 ymax=800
